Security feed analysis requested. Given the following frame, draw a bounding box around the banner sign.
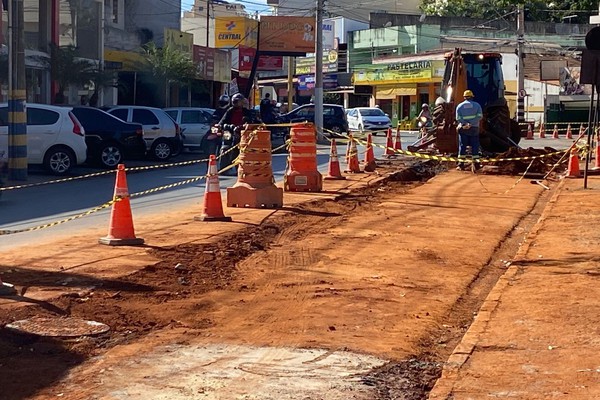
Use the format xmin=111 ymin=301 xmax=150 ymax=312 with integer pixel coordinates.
xmin=164 ymin=29 xmax=193 ymax=56
xmin=296 ymin=49 xmax=338 ymax=74
xmin=258 ymin=55 xmax=283 ymax=71
xmin=353 ymin=60 xmax=444 ymax=85
xmin=193 ymin=45 xmax=215 ymax=80
xmin=258 ymin=16 xmax=315 ymax=55
xmin=298 ymin=74 xmax=338 ymax=90
xmin=214 ymin=17 xmax=258 ymax=49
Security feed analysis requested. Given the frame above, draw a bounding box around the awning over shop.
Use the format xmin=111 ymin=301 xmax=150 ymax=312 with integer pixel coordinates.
xmin=376 ymin=86 xmax=416 ymax=99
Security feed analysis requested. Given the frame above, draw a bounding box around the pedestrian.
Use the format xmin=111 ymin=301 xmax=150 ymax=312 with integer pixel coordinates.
xmin=455 ymin=89 xmax=483 ymax=170
xmin=259 ymin=92 xmax=276 ymax=124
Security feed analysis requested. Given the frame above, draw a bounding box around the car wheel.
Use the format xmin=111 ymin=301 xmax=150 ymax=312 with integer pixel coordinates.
xmin=171 ymin=138 xmax=183 ymax=157
xmin=44 ymin=146 xmax=75 ymax=175
xmin=330 ymin=125 xmax=343 ymax=137
xmin=150 ymin=139 xmax=173 ymax=161
xmin=98 ymin=143 xmax=123 ymax=169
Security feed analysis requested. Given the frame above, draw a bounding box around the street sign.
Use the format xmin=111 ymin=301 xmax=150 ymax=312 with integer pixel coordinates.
xmin=518 ymin=89 xmax=527 ymax=98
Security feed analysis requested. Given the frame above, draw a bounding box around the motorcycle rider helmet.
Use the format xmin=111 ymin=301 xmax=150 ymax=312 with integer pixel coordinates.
xmin=421 ymin=103 xmax=429 ymax=109
xmin=218 ymin=95 xmax=230 ymax=108
xmin=231 ymin=93 xmax=245 ymax=104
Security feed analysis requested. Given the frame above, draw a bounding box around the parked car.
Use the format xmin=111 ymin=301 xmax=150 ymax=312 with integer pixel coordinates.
xmin=346 ymin=107 xmax=392 ymax=134
xmin=164 ymin=107 xmax=214 ymax=152
xmin=105 ymin=106 xmax=182 ymax=160
xmin=0 ymin=103 xmax=87 ymax=175
xmin=278 ymin=104 xmax=349 ymax=136
xmin=70 ymin=107 xmax=146 ymax=169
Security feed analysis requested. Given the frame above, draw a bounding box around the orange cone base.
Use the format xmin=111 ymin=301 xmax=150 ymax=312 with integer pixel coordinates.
xmin=99 ymin=236 xmax=145 ymax=246
xmin=363 ymin=160 xmax=377 ymax=172
xmin=324 ymin=174 xmax=346 ymax=180
xmin=0 ymin=281 xmax=17 ymax=296
xmin=227 ymin=184 xmax=283 ymax=208
xmin=194 ymin=214 xmax=232 ymax=222
xmin=284 ymin=170 xmax=323 ymax=192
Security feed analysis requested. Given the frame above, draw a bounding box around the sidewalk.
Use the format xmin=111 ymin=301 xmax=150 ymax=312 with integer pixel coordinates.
xmin=430 ymin=175 xmax=600 ymax=399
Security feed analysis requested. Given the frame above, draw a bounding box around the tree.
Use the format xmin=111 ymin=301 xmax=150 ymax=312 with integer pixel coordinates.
xmin=420 ymin=0 xmax=597 ymax=23
xmin=139 ymin=42 xmax=197 ymax=107
xmin=85 ymin=66 xmax=118 ymax=107
xmin=42 ymin=44 xmax=95 ymax=104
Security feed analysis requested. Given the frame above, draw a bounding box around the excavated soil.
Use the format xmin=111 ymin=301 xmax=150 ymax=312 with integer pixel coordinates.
xmin=0 ymin=161 xmax=551 ymax=400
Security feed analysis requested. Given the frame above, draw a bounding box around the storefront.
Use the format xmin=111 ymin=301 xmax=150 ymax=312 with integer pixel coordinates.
xmin=353 ymin=56 xmax=445 ymax=127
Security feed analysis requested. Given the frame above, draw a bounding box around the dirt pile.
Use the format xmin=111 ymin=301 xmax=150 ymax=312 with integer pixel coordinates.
xmin=485 ymin=146 xmax=566 ymax=175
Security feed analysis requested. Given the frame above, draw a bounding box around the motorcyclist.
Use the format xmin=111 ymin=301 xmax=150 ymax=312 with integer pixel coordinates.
xmin=201 ymin=95 xmax=231 ymax=156
xmin=417 ymin=103 xmax=432 ymax=139
xmin=217 ymin=93 xmax=260 ymax=174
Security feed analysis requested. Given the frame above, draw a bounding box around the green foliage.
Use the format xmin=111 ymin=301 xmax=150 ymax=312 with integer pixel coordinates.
xmin=420 ymin=0 xmax=597 ymax=23
xmin=39 ymin=44 xmax=95 ymax=103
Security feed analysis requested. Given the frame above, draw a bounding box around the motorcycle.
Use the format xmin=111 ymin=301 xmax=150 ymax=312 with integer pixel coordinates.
xmin=216 ymin=125 xmax=241 ymax=176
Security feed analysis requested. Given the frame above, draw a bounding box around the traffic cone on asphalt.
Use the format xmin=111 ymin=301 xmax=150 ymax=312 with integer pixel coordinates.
xmin=566 ymin=148 xmax=581 ymax=178
xmin=0 ymin=276 xmax=16 ymax=296
xmin=324 ymin=139 xmax=346 ymax=180
xmin=539 ymin=122 xmax=546 ymax=138
xmin=552 ymin=124 xmax=559 ymax=139
xmin=579 ymin=124 xmax=586 ymax=138
xmin=566 ymin=123 xmax=573 ymax=139
xmin=394 ymin=128 xmax=402 ymax=150
xmin=195 ymin=155 xmax=232 ymax=221
xmin=345 ymin=134 xmax=362 ymax=173
xmin=363 ymin=133 xmax=377 ymax=172
xmin=99 ymin=164 xmax=144 ymax=246
xmin=525 ymin=123 xmax=534 ymax=140
xmin=384 ymin=127 xmax=394 ymax=157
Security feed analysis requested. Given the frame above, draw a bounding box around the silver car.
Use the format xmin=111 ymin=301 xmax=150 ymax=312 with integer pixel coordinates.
xmin=105 ymin=106 xmax=182 ymax=160
xmin=164 ymin=107 xmax=215 ymax=152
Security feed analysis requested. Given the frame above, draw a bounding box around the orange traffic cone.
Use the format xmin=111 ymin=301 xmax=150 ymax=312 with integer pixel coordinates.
xmin=525 ymin=123 xmax=534 ymax=140
xmin=566 ymin=123 xmax=573 ymax=139
xmin=363 ymin=133 xmax=377 ymax=172
xmin=566 ymin=148 xmax=581 ymax=178
xmin=539 ymin=122 xmax=546 ymax=138
xmin=384 ymin=127 xmax=394 ymax=157
xmin=324 ymin=138 xmax=346 ymax=180
xmin=99 ymin=164 xmax=144 ymax=246
xmin=345 ymin=134 xmax=362 ymax=173
xmin=195 ymin=155 xmax=232 ymax=221
xmin=552 ymin=124 xmax=559 ymax=139
xmin=593 ymin=139 xmax=600 ymax=171
xmin=0 ymin=276 xmax=16 ymax=296
xmin=394 ymin=128 xmax=402 ymax=150
xmin=579 ymin=124 xmax=586 ymax=138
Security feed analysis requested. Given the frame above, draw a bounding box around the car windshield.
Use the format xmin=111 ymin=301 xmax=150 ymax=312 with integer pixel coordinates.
xmin=360 ymin=109 xmax=385 ymax=117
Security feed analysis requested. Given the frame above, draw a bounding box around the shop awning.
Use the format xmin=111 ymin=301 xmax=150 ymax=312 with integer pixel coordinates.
xmin=376 ymin=86 xmax=416 ymax=99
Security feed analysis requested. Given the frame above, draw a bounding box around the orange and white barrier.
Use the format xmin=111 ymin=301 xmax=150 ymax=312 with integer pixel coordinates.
xmin=195 ymin=155 xmax=232 ymax=221
xmin=99 ymin=164 xmax=144 ymax=246
xmin=324 ymin=139 xmax=346 ymax=180
xmin=227 ymin=125 xmax=283 ymax=208
xmin=284 ymin=123 xmax=322 ymax=192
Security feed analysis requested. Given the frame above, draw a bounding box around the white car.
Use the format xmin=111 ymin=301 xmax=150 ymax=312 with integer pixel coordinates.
xmin=105 ymin=106 xmax=182 ymax=160
xmin=346 ymin=107 xmax=392 ymax=135
xmin=164 ymin=107 xmax=214 ymax=152
xmin=0 ymin=103 xmax=87 ymax=175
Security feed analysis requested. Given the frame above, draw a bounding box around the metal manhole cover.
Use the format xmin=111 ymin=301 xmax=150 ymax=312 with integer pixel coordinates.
xmin=4 ymin=316 xmax=110 ymax=337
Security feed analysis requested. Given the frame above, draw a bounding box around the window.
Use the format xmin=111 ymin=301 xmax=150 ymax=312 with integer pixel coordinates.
xmin=105 ymin=0 xmax=124 ymax=29
xmin=27 ymin=108 xmax=59 ymax=125
xmin=165 ymin=110 xmax=178 ymax=121
xmin=323 ymin=107 xmax=335 ymax=116
xmin=132 ymin=109 xmax=159 ymax=125
xmin=0 ymin=108 xmax=7 ymax=126
xmin=295 ymin=107 xmax=314 ymax=118
xmin=182 ymin=110 xmax=209 ymax=124
xmin=109 ymin=108 xmax=129 ymax=121
xmin=72 ymin=108 xmax=113 ymax=131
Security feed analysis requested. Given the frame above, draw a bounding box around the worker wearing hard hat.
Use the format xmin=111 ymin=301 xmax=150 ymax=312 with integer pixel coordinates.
xmin=455 ymin=89 xmax=483 ymax=169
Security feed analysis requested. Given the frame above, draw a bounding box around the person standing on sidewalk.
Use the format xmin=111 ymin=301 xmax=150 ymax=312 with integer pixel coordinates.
xmin=456 ymin=89 xmax=483 ymax=169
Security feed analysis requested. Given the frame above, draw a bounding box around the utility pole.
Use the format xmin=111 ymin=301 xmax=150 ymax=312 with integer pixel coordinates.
xmin=314 ymin=0 xmax=324 ymax=142
xmin=287 ymin=57 xmax=294 ymax=112
xmin=516 ymin=3 xmax=525 ymax=124
xmin=8 ymin=0 xmax=27 ymax=181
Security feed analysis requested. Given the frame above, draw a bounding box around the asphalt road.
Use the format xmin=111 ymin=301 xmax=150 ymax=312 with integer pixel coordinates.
xmin=1 ymin=132 xmax=577 ymax=251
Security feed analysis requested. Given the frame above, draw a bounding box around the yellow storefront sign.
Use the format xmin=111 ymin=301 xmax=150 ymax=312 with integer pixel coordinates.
xmin=104 ymin=49 xmax=144 ymax=71
xmin=354 ymin=60 xmax=444 ymax=85
xmin=214 ymin=17 xmax=258 ymax=49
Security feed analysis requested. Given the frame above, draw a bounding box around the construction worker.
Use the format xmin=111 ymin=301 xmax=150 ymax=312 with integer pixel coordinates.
xmin=456 ymin=89 xmax=483 ymax=169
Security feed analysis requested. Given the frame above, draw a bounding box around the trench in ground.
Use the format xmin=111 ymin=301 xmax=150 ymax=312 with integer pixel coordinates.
xmin=0 ymin=161 xmax=552 ymax=400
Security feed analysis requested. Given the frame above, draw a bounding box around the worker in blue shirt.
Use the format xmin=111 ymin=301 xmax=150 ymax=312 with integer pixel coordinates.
xmin=455 ymin=89 xmax=483 ymax=169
